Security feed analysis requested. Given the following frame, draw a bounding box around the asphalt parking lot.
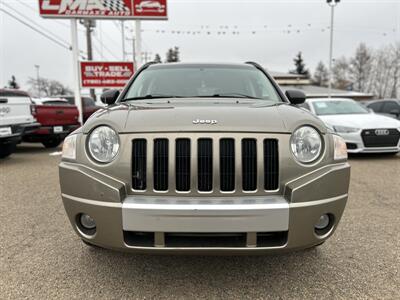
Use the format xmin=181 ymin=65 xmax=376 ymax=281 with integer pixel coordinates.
xmin=1 ymin=143 xmax=399 ymax=299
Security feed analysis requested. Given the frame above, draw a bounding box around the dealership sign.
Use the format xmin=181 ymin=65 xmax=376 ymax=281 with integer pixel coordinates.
xmin=38 ymin=0 xmax=168 ymax=19
xmin=80 ymin=61 xmax=134 ymax=88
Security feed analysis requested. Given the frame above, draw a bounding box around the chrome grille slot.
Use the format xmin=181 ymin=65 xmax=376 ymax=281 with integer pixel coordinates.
xmin=176 ymin=139 xmax=191 ymax=192
xmin=264 ymin=139 xmax=279 ymax=190
xmin=132 ymin=139 xmax=147 ymax=190
xmin=131 ymin=134 xmax=280 ymax=195
xmin=153 ymin=139 xmax=169 ymax=191
xmin=198 ymin=138 xmax=213 ymax=192
xmin=242 ymin=139 xmax=257 ymax=191
xmin=220 ymin=138 xmax=235 ymax=192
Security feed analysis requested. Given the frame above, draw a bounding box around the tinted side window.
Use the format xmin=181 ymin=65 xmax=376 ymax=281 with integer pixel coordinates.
xmin=297 ymin=102 xmax=310 ymax=111
xmin=382 ymin=101 xmax=400 ymax=113
xmin=367 ymin=102 xmax=383 ymax=112
xmin=83 ymin=98 xmax=96 ymax=107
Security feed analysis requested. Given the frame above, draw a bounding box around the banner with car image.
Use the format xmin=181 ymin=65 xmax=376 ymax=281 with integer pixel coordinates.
xmin=80 ymin=61 xmax=134 ymax=88
xmin=38 ymin=0 xmax=168 ymax=19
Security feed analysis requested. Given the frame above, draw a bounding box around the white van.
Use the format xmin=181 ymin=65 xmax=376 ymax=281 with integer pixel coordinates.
xmin=0 ymin=89 xmax=40 ymax=158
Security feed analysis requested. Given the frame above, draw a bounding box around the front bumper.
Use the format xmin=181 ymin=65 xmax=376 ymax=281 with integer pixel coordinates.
xmin=339 ymin=130 xmax=400 ymax=153
xmin=60 ymin=162 xmax=350 ymax=254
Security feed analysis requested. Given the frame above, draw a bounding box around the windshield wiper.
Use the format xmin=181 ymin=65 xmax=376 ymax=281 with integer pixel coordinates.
xmin=122 ymin=94 xmax=183 ymax=101
xmin=193 ymin=93 xmax=262 ymax=99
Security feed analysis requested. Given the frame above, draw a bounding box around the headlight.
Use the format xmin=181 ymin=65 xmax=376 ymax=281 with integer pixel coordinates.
xmin=87 ymin=126 xmax=119 ymax=163
xmin=333 ymin=135 xmax=348 ymax=160
xmin=290 ymin=126 xmax=322 ymax=163
xmin=333 ymin=125 xmax=360 ymax=133
xmin=62 ymin=134 xmax=77 ymax=160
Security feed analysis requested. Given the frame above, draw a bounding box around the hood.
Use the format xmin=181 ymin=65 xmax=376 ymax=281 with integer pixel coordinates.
xmin=83 ymin=99 xmax=327 ymax=134
xmin=318 ymin=113 xmax=400 ymax=129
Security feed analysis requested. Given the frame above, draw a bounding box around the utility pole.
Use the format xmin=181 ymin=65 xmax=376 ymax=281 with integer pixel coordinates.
xmin=142 ymin=51 xmax=152 ymax=63
xmin=327 ymin=0 xmax=340 ymax=98
xmin=80 ymin=19 xmax=96 ymax=101
xmin=34 ymin=64 xmax=40 ymax=97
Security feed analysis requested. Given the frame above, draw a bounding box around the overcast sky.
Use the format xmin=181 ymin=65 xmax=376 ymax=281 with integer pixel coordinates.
xmin=0 ymin=0 xmax=399 ymax=93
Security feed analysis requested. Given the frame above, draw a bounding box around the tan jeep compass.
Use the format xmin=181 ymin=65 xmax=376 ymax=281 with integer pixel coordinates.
xmin=59 ymin=62 xmax=350 ymax=254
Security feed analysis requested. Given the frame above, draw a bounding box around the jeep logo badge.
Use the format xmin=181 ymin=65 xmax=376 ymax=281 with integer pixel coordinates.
xmin=193 ymin=119 xmax=218 ymax=125
xmin=375 ymin=129 xmax=389 ymax=136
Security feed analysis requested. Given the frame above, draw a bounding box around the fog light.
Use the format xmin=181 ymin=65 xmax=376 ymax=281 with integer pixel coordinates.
xmin=315 ymin=214 xmax=330 ymax=230
xmin=80 ymin=214 xmax=96 ymax=229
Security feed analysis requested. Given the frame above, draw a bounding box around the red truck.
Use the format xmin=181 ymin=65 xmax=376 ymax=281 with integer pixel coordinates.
xmin=23 ymin=98 xmax=80 ymax=148
xmin=56 ymin=95 xmax=101 ymax=123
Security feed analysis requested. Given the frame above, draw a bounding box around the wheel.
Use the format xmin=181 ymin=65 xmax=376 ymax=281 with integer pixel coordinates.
xmin=0 ymin=143 xmax=16 ymax=158
xmin=42 ymin=139 xmax=61 ymax=148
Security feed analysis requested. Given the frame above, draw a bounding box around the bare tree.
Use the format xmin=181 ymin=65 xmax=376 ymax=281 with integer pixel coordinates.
xmin=313 ymin=61 xmax=329 ymax=87
xmin=369 ymin=46 xmax=393 ymax=98
xmin=332 ymin=57 xmax=351 ymax=90
xmin=349 ymin=43 xmax=373 ymax=92
xmin=27 ymin=77 xmax=72 ymax=97
xmin=390 ymin=42 xmax=400 ymax=98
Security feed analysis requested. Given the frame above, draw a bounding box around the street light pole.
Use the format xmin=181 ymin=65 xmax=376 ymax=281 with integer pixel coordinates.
xmin=327 ymin=0 xmax=340 ymax=98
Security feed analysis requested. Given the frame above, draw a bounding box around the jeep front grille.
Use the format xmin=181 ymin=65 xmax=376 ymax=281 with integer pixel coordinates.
xmin=131 ymin=135 xmax=279 ymax=194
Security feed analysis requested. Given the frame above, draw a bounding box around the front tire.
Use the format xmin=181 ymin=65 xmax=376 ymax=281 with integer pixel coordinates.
xmin=42 ymin=138 xmax=61 ymax=148
xmin=0 ymin=143 xmax=16 ymax=158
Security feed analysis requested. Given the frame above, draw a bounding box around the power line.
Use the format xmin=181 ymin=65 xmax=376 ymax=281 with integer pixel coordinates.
xmin=0 ymin=8 xmax=87 ymax=58
xmin=0 ymin=8 xmax=70 ymax=50
xmin=15 ymin=0 xmax=85 ymax=32
xmin=92 ymin=35 xmax=120 ymax=60
xmin=3 ymin=1 xmax=70 ymax=48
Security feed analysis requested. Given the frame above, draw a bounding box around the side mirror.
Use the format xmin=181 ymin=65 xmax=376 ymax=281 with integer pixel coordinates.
xmin=100 ymin=89 xmax=120 ymax=105
xmin=368 ymin=108 xmax=374 ymax=113
xmin=390 ymin=109 xmax=400 ymax=117
xmin=285 ymin=90 xmax=306 ymax=105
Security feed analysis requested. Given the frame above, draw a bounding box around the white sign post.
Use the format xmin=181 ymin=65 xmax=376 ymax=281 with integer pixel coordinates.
xmin=135 ymin=20 xmax=142 ymax=68
xmin=70 ymin=19 xmax=83 ymax=125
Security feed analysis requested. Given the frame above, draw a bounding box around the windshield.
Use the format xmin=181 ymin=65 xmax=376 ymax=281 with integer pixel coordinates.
xmin=312 ymin=100 xmax=369 ymax=115
xmin=123 ymin=66 xmax=281 ymax=102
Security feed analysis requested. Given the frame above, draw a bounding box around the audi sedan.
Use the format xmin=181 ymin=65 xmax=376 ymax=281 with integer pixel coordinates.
xmin=301 ymin=98 xmax=400 ymax=154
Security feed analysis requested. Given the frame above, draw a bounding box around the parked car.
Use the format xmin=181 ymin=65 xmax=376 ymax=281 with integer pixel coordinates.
xmin=56 ymin=95 xmax=100 ymax=123
xmin=301 ymin=98 xmax=400 ymax=154
xmin=60 ymin=62 xmax=350 ymax=254
xmin=23 ymin=98 xmax=80 ymax=148
xmin=363 ymin=99 xmax=400 ymax=120
xmin=0 ymin=89 xmax=40 ymax=158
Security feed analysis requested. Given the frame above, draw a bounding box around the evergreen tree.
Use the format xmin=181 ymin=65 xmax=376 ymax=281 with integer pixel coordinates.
xmin=166 ymin=47 xmax=180 ymax=62
xmin=290 ymin=52 xmax=310 ymax=77
xmin=313 ymin=61 xmax=329 ymax=86
xmin=8 ymin=76 xmax=19 ymax=89
xmin=154 ymin=53 xmax=162 ymax=63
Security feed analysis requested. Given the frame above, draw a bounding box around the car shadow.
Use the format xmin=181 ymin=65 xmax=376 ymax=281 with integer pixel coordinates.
xmin=348 ymin=152 xmax=399 ymax=160
xmin=15 ymin=143 xmax=61 ymax=153
xmin=72 ymin=245 xmax=339 ymax=297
